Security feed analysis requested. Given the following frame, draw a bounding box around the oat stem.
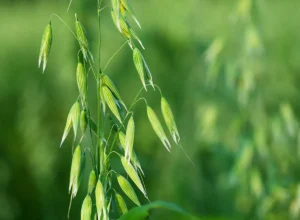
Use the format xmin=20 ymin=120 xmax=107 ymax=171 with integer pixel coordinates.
xmin=97 ymin=0 xmax=104 ymax=176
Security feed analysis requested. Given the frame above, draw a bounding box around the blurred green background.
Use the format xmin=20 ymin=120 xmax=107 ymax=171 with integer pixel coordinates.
xmin=1 ymin=0 xmax=300 ymax=219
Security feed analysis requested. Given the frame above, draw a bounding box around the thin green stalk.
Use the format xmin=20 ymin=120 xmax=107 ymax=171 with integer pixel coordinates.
xmin=97 ymin=0 xmax=104 ymax=176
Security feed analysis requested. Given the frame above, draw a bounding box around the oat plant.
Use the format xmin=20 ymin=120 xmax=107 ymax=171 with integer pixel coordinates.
xmin=38 ymin=0 xmax=194 ymax=219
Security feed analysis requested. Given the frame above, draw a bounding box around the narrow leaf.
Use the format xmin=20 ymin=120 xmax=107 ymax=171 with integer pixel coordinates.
xmin=116 ymin=174 xmax=140 ymax=206
xmin=120 ymin=156 xmax=146 ymax=197
xmin=102 ymin=86 xmax=122 ymax=123
xmin=147 ymin=106 xmax=171 ymax=151
xmin=125 ymin=116 xmax=135 ymax=162
xmin=119 ymin=201 xmax=198 ymax=220
xmin=161 ymin=97 xmax=180 ymax=144
xmin=81 ymin=195 xmax=92 ymax=220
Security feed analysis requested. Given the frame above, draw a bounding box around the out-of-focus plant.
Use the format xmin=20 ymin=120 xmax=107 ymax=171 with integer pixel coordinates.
xmin=38 ymin=0 xmax=194 ymax=219
xmin=201 ymin=0 xmax=300 ymax=218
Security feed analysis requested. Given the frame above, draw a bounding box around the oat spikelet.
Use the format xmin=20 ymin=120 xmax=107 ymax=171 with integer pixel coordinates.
xmin=120 ymin=156 xmax=147 ymax=197
xmin=76 ymin=15 xmax=93 ymax=62
xmin=80 ymin=110 xmax=88 ymax=134
xmin=102 ymin=74 xmax=126 ymax=109
xmin=95 ymin=180 xmax=105 ymax=220
xmin=38 ymin=22 xmax=52 ymax=73
xmin=116 ymin=193 xmax=128 ymax=214
xmin=111 ymin=0 xmax=121 ymax=31
xmin=102 ymin=86 xmax=122 ymax=123
xmin=125 ymin=116 xmax=134 ymax=163
xmin=77 ymin=61 xmax=87 ymax=103
xmin=81 ymin=195 xmax=92 ymax=220
xmin=88 ymin=170 xmax=96 ymax=194
xmin=120 ymin=0 xmax=141 ymax=29
xmin=71 ymin=101 xmax=81 ymax=140
xmin=161 ymin=97 xmax=180 ymax=144
xmin=119 ymin=132 xmax=144 ymax=175
xmin=147 ymin=106 xmax=171 ymax=151
xmin=116 ymin=174 xmax=140 ymax=206
xmin=111 ymin=10 xmax=144 ymax=49
xmin=60 ymin=109 xmax=73 ymax=147
xmin=69 ymin=146 xmax=82 ymax=198
xmin=133 ymin=48 xmax=147 ymax=90
xmin=133 ymin=48 xmax=154 ymax=90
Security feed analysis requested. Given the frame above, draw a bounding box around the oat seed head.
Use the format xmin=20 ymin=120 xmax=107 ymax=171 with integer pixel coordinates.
xmin=147 ymin=106 xmax=171 ymax=151
xmin=81 ymin=195 xmax=92 ymax=220
xmin=77 ymin=61 xmax=87 ymax=103
xmin=38 ymin=23 xmax=52 ymax=73
xmin=120 ymin=156 xmax=146 ymax=197
xmin=88 ymin=170 xmax=96 ymax=194
xmin=116 ymin=193 xmax=128 ymax=214
xmin=161 ymin=97 xmax=180 ymax=144
xmin=102 ymin=86 xmax=122 ymax=123
xmin=125 ymin=116 xmax=135 ymax=163
xmin=80 ymin=110 xmax=88 ymax=134
xmin=95 ymin=180 xmax=105 ymax=220
xmin=116 ymin=174 xmax=140 ymax=206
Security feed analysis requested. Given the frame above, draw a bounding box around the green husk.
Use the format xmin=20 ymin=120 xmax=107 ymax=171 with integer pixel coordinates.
xmin=81 ymin=195 xmax=92 ymax=220
xmin=125 ymin=116 xmax=135 ymax=162
xmin=38 ymin=23 xmax=52 ymax=73
xmin=161 ymin=97 xmax=180 ymax=144
xmin=120 ymin=156 xmax=146 ymax=197
xmin=116 ymin=174 xmax=140 ymax=206
xmin=88 ymin=170 xmax=96 ymax=194
xmin=147 ymin=106 xmax=171 ymax=151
